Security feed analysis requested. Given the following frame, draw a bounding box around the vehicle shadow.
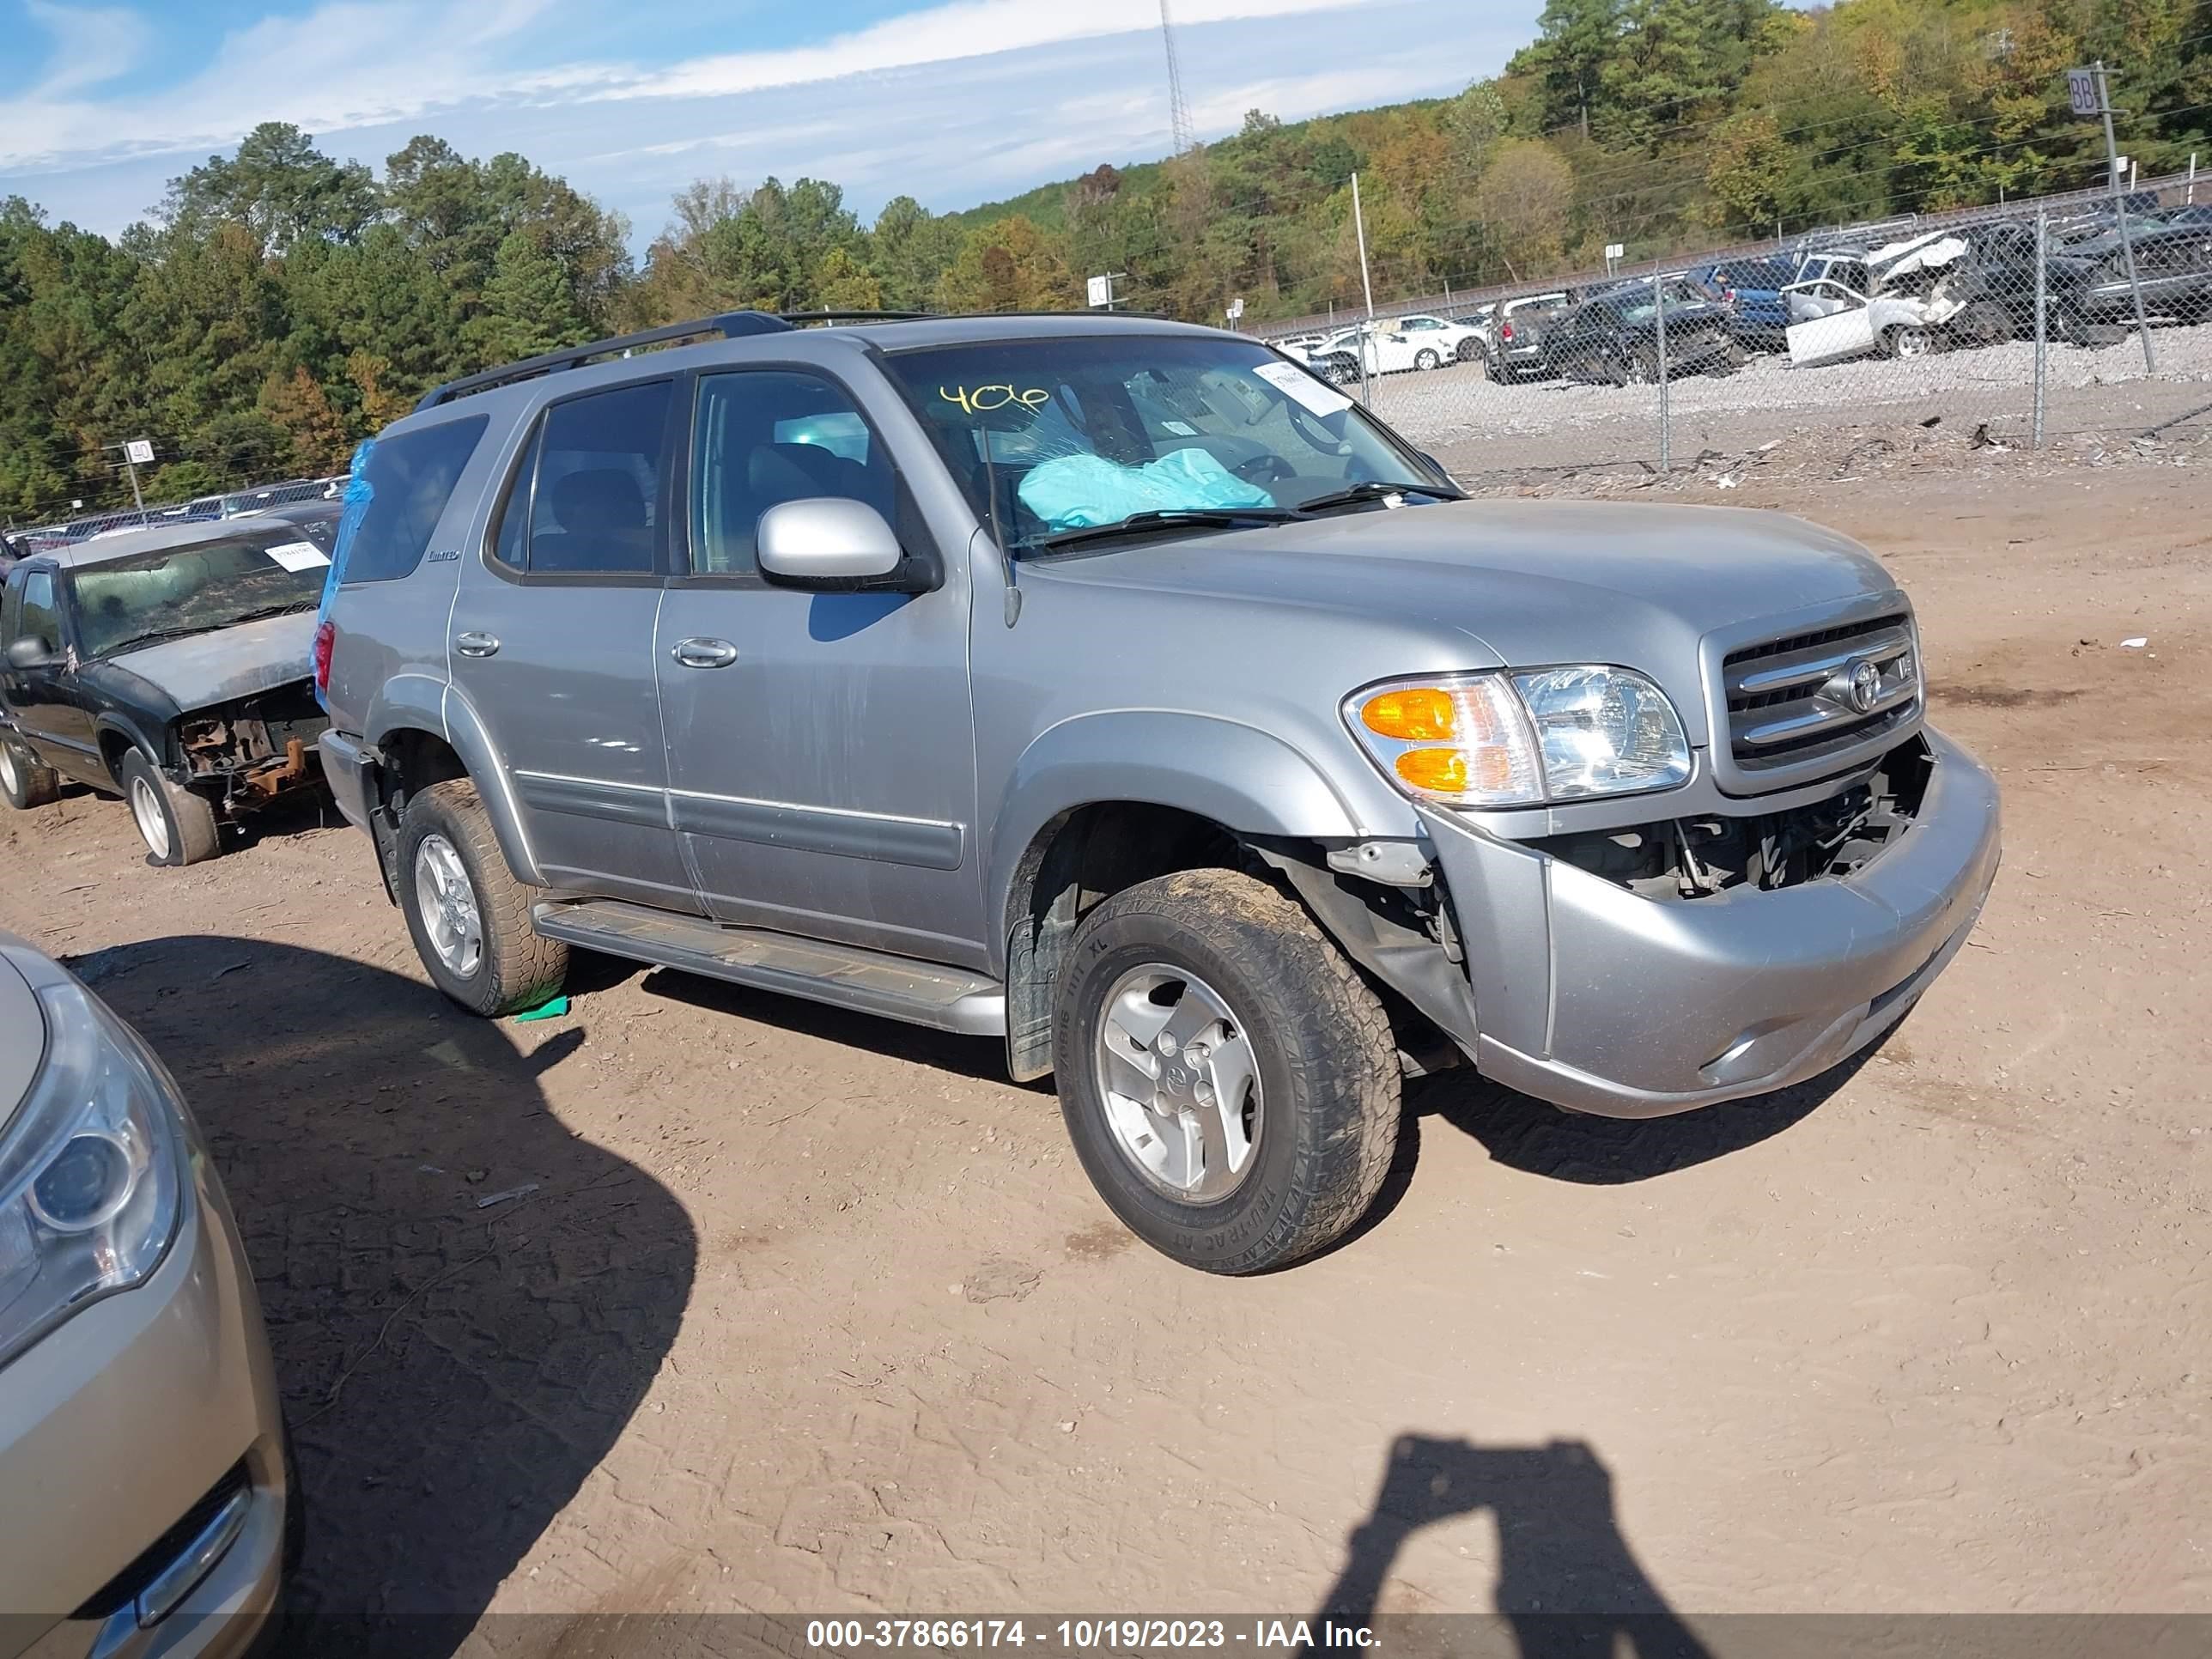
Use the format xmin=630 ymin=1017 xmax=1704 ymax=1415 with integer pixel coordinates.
xmin=1311 ymin=1434 xmax=1712 ymax=1659
xmin=73 ymin=934 xmax=696 ymax=1658
xmin=1408 ymin=1046 xmax=1874 ymax=1185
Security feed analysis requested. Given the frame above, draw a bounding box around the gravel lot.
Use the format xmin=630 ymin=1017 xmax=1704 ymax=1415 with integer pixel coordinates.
xmin=1 ymin=457 xmax=2207 ymax=1651
xmin=1362 ymin=319 xmax=2212 ymax=474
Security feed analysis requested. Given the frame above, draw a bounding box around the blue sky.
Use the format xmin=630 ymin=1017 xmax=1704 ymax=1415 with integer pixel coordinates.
xmin=0 ymin=0 xmax=1542 ymax=246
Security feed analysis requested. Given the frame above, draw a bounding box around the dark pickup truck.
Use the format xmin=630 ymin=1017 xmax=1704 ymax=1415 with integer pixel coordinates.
xmin=1545 ymin=277 xmax=1744 ymax=385
xmin=0 ymin=518 xmax=331 ymax=864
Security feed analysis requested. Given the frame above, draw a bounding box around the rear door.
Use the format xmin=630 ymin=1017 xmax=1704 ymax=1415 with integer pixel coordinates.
xmin=448 ymin=377 xmax=692 ymax=910
xmin=0 ymin=565 xmax=100 ymax=778
xmin=654 ymin=364 xmax=986 ymax=968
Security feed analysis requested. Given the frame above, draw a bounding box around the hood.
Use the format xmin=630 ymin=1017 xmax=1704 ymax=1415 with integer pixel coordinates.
xmin=0 ymin=940 xmax=45 ymax=1131
xmin=1869 ymin=230 xmax=1969 ymax=282
xmin=103 ymin=611 xmax=318 ymax=712
xmin=1025 ymin=500 xmax=1900 ymax=716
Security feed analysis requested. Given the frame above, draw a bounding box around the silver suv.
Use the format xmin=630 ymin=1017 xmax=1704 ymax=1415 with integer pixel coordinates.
xmin=314 ymin=311 xmax=2000 ymax=1273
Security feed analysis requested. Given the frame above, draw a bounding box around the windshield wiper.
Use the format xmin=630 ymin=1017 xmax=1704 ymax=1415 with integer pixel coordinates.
xmin=227 ymin=601 xmax=322 ymax=624
xmin=100 ymin=624 xmax=216 ymax=655
xmin=1032 ymin=507 xmax=1304 ymax=553
xmin=1294 ymin=480 xmax=1468 ymax=515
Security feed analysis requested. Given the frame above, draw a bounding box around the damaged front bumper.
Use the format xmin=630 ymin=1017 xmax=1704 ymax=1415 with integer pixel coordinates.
xmin=1416 ymin=726 xmax=2000 ymax=1118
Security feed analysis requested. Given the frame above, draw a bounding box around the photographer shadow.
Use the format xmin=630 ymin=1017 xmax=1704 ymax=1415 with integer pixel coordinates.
xmin=1316 ymin=1435 xmax=1711 ymax=1659
xmin=76 ymin=934 xmax=696 ymax=1658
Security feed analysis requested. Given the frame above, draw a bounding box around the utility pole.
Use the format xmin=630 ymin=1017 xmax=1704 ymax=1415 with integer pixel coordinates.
xmin=1351 ymin=171 xmax=1375 ymax=319
xmin=2074 ymin=61 xmax=2154 ymax=373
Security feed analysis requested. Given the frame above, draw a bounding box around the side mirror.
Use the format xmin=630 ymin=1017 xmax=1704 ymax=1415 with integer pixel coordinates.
xmin=6 ymin=636 xmax=53 ymax=671
xmin=757 ymin=498 xmax=908 ymax=590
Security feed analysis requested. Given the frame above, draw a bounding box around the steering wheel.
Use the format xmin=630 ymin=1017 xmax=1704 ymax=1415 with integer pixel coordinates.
xmin=1231 ymin=453 xmax=1295 ymax=484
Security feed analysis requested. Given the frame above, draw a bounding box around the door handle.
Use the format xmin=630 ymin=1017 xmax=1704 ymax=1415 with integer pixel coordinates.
xmin=672 ymin=637 xmax=738 ymax=669
xmin=454 ymin=631 xmax=501 ymax=658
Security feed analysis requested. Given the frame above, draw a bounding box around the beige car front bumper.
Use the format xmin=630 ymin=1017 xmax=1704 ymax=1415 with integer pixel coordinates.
xmin=0 ymin=1153 xmax=290 ymax=1659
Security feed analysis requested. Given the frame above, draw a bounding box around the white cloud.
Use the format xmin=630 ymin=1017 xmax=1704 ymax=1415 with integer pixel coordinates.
xmin=0 ymin=0 xmax=1375 ymax=172
xmin=21 ymin=0 xmax=152 ymax=98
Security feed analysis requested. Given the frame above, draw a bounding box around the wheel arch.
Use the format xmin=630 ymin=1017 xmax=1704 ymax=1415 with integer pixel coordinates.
xmin=368 ymin=675 xmax=543 ymax=887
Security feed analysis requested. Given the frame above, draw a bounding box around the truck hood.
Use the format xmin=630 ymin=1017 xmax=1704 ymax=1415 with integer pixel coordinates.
xmin=103 ymin=611 xmax=317 ymax=712
xmin=1027 ymin=500 xmax=1900 ymax=678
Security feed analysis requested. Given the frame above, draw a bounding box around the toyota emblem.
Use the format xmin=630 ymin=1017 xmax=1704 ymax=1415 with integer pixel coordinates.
xmin=1846 ymin=658 xmax=1882 ymax=714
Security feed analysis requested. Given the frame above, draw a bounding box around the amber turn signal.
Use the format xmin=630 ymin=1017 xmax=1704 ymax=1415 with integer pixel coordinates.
xmin=1360 ymin=686 xmax=1456 ymax=741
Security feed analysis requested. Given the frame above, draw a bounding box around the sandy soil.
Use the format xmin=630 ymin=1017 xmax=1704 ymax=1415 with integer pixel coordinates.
xmin=2 ymin=458 xmax=2207 ymax=1648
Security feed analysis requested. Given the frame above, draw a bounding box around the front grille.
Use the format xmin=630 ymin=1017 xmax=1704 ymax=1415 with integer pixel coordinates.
xmin=1722 ymin=612 xmax=1919 ymax=772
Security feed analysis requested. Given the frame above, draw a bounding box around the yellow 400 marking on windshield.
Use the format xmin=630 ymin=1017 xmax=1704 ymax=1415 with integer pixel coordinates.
xmin=939 ymin=384 xmax=1050 ymax=415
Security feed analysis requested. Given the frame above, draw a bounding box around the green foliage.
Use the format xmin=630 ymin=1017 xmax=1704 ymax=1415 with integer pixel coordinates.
xmin=11 ymin=0 xmax=2212 ymax=527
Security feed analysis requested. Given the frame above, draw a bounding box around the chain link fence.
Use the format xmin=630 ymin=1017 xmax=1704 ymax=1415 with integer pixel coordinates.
xmin=1266 ymin=172 xmax=2212 ymax=481
xmin=4 ymin=476 xmax=344 ymax=554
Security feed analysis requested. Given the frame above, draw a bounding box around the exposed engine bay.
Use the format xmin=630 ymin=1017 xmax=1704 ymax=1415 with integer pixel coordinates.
xmin=1532 ymin=736 xmax=1933 ymax=901
xmin=176 ymin=681 xmax=330 ymax=814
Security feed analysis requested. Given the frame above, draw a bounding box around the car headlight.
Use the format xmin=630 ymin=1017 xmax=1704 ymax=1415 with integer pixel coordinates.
xmin=1346 ymin=667 xmax=1692 ymax=807
xmin=0 ymin=973 xmax=186 ymax=1370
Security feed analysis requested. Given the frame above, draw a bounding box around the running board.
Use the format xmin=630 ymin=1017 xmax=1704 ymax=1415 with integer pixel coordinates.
xmin=532 ymin=899 xmax=1006 ymax=1036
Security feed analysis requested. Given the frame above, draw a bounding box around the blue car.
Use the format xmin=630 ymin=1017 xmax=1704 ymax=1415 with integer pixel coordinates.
xmin=1695 ymin=256 xmax=1800 ymax=349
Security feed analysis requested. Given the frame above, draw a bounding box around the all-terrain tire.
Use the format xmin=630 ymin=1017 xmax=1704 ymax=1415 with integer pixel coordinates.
xmin=0 ymin=738 xmax=59 ymax=809
xmin=119 ymin=749 xmax=220 ymax=866
xmin=398 ymin=778 xmax=568 ymax=1017
xmin=1052 ymin=868 xmax=1401 ymax=1274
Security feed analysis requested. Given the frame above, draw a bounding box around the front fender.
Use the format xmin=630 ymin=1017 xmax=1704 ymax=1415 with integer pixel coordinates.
xmin=368 ymin=673 xmax=544 ymax=887
xmin=985 ymin=708 xmax=1415 ymax=967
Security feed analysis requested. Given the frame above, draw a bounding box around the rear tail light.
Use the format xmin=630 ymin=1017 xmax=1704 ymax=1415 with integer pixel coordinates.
xmin=312 ymin=620 xmax=334 ymax=695
xmin=1500 ymin=323 xmax=1515 ymax=342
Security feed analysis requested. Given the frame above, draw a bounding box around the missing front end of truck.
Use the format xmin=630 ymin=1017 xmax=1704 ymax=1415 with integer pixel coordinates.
xmin=1531 ymin=736 xmax=1935 ymax=901
xmin=176 ymin=685 xmax=330 ymax=815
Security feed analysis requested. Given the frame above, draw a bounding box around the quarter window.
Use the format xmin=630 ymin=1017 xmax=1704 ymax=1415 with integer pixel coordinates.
xmin=337 ymin=414 xmax=488 ymax=583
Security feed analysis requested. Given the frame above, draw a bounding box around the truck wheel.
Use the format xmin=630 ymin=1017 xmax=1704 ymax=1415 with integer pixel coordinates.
xmin=398 ymin=779 xmax=568 ymax=1016
xmin=0 ymin=739 xmax=58 ymax=810
xmin=1053 ymin=868 xmax=1400 ymax=1274
xmin=119 ymin=750 xmax=220 ymax=866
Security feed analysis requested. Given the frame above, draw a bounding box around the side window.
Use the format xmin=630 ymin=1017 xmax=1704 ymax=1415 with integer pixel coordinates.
xmin=339 ymin=414 xmax=489 ymax=583
xmin=15 ymin=571 xmax=60 ymax=650
xmin=687 ymin=372 xmax=896 ymax=579
xmin=513 ymin=380 xmax=673 ymax=575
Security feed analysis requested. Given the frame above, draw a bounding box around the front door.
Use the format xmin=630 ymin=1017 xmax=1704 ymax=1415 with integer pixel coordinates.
xmin=655 ymin=366 xmax=985 ymax=969
xmin=448 ymin=376 xmax=692 ymax=910
xmin=0 ymin=565 xmax=100 ymax=780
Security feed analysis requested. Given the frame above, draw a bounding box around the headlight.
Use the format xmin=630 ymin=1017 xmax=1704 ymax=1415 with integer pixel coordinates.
xmin=0 ymin=974 xmax=186 ymax=1369
xmin=1346 ymin=667 xmax=1692 ymax=807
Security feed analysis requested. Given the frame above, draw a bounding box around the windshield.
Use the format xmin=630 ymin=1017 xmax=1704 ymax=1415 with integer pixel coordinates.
xmin=72 ymin=537 xmax=329 ymax=658
xmin=883 ymin=335 xmax=1448 ymax=554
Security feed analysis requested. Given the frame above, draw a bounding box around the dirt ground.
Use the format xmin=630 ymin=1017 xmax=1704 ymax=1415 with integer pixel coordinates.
xmin=3 ymin=456 xmax=2208 ymax=1649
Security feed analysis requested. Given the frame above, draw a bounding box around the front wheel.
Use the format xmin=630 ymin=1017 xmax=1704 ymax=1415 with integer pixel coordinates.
xmin=119 ymin=750 xmax=220 ymax=866
xmin=1413 ymin=348 xmax=1441 ymax=370
xmin=1052 ymin=869 xmax=1401 ymax=1274
xmin=1885 ymin=325 xmax=1933 ymax=360
xmin=398 ymin=778 xmax=568 ymax=1015
xmin=0 ymin=739 xmax=59 ymax=810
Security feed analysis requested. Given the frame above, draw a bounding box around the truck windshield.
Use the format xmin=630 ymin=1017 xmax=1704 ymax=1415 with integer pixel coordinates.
xmin=72 ymin=538 xmax=329 ymax=659
xmin=882 ymin=336 xmax=1449 ymax=554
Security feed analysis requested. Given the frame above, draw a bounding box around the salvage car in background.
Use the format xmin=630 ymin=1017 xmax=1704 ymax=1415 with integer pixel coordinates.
xmin=0 ymin=520 xmax=331 ymax=864
xmin=1692 ymin=257 xmax=1799 ymax=349
xmin=1547 ymin=276 xmax=1744 ymax=384
xmin=1784 ymin=234 xmax=1978 ymax=365
xmin=1484 ymin=289 xmax=1574 ymax=382
xmin=0 ymin=929 xmax=296 ymax=1659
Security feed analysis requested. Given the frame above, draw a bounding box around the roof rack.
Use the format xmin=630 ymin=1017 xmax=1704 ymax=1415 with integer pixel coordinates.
xmin=413 ymin=305 xmax=1181 ymax=412
xmin=414 ymin=312 xmax=798 ymax=411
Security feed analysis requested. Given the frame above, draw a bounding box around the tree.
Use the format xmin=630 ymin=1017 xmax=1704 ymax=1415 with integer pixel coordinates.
xmin=813 ymin=246 xmax=882 ymax=312
xmin=935 ymin=216 xmax=1075 ymax=312
xmin=1512 ymin=0 xmax=1625 ymax=135
xmin=1472 ymin=140 xmax=1577 ymax=273
xmin=1706 ymin=110 xmax=1788 ymax=229
xmin=161 ymin=123 xmax=378 ymax=255
xmin=259 ymin=367 xmax=353 ymax=474
xmin=464 ymin=231 xmax=592 ymax=368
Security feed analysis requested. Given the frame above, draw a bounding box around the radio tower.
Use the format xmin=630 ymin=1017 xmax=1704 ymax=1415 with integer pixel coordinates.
xmin=1160 ymin=0 xmax=1196 ymax=154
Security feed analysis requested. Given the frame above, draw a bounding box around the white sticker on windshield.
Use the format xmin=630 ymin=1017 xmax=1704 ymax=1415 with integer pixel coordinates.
xmin=264 ymin=541 xmax=330 ymax=572
xmin=1159 ymin=419 xmax=1199 ymax=436
xmin=1253 ymin=360 xmax=1353 ymax=416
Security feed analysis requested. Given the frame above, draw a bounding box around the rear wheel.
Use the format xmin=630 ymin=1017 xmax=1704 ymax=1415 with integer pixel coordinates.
xmin=0 ymin=739 xmax=58 ymax=810
xmin=1052 ymin=868 xmax=1400 ymax=1274
xmin=398 ymin=778 xmax=567 ymax=1016
xmin=118 ymin=750 xmax=220 ymax=866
